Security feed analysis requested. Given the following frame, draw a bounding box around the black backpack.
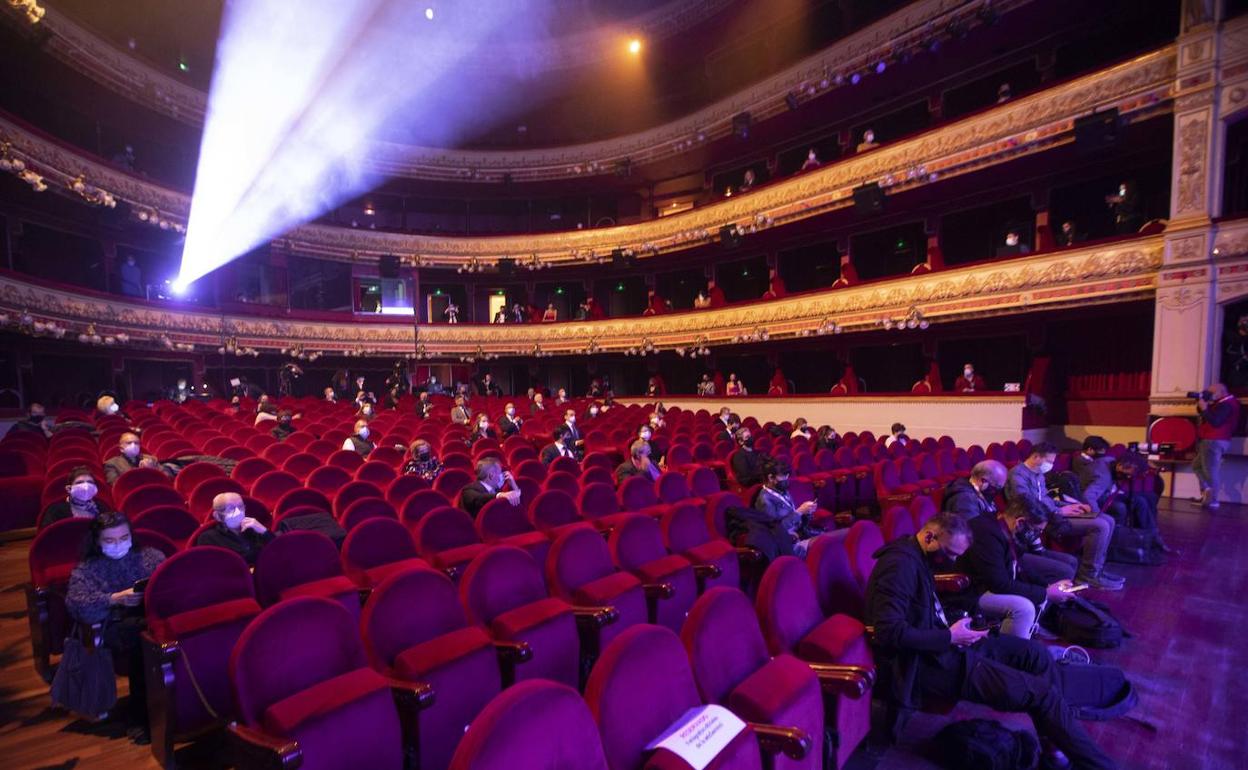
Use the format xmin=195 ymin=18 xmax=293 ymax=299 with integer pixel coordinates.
xmin=933 ymin=718 xmax=1040 ymax=770
xmin=1053 ymin=658 xmax=1139 ymax=721
xmin=276 ymin=511 xmax=347 ymax=548
xmin=1107 ymin=525 xmax=1164 ymax=565
xmin=1040 ymin=594 xmax=1128 ymax=648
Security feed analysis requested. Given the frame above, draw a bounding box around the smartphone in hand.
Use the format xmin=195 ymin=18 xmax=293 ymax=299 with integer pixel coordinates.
xmin=132 ymin=578 xmax=149 ymax=595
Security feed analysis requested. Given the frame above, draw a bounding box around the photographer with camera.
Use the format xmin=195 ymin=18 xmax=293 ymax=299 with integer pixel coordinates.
xmin=1192 ymin=382 xmax=1239 ymax=510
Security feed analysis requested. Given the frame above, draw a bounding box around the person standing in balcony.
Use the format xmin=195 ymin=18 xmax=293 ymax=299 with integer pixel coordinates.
xmin=493 ymin=308 xmax=507 ymax=323
xmin=856 ymin=128 xmax=878 ymax=152
xmin=542 ymin=303 xmax=558 ymax=322
xmin=725 ymin=373 xmax=747 ymax=396
xmin=643 ymin=290 xmax=669 ymax=316
xmin=739 ymin=169 xmax=757 ymax=193
xmin=801 ymin=148 xmax=821 ymax=171
xmin=1106 ymin=180 xmax=1142 ymax=234
xmin=762 ymin=268 xmax=787 ymax=299
xmin=693 ymin=289 xmax=711 ymax=309
xmin=444 ymin=302 xmax=460 ymax=323
xmin=1056 ymin=220 xmax=1083 ymax=248
xmin=118 ymin=254 xmax=144 ymax=298
xmin=511 ymin=302 xmax=527 ymax=323
xmin=997 ymin=229 xmax=1030 ymax=257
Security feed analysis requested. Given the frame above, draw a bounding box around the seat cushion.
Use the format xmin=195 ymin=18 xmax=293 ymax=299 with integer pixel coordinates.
xmin=796 ymin=614 xmax=864 ymax=664
xmin=634 ymin=554 xmax=693 ymax=584
xmin=278 ymin=575 xmax=361 ymax=621
xmin=571 ymin=573 xmax=649 ymax=646
xmin=393 ymin=627 xmax=502 ymax=770
xmin=489 ymin=597 xmax=579 ymax=687
xmin=728 ymin=653 xmax=822 ymax=770
xmin=431 ymin=543 xmax=487 ymax=571
xmin=153 ymin=597 xmax=261 ymax=641
xmin=262 ymin=667 xmax=403 ymax=770
xmin=363 ymin=558 xmax=431 ymax=588
xmin=685 ymin=540 xmax=740 ymax=590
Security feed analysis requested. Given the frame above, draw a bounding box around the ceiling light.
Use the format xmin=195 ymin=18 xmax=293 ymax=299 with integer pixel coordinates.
xmin=628 ymin=38 xmax=642 ymax=55
xmin=425 ymin=7 xmax=434 ymax=20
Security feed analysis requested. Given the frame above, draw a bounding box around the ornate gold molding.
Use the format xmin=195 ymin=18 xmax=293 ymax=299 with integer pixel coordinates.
xmin=0 ymin=46 xmax=1177 ymax=268
xmin=0 ymin=234 xmax=1165 ymax=356
xmin=4 ymin=0 xmax=1028 ymax=181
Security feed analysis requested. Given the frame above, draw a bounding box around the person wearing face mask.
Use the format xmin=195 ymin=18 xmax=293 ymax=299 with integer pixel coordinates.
xmin=403 ymin=439 xmax=442 ymax=481
xmin=450 ymin=395 xmax=472 ymax=426
xmin=715 ymin=415 xmax=740 ymax=444
xmin=730 ymin=427 xmax=768 ymax=487
xmin=954 ymin=363 xmax=986 ymax=393
xmin=815 ymin=426 xmax=841 ymax=452
xmin=962 ymin=497 xmax=1075 ymax=639
xmin=615 ymin=440 xmax=662 ymax=486
xmin=270 ymin=410 xmax=297 ymax=441
xmin=254 ymin=401 xmax=279 ymax=427
xmin=562 ymin=409 xmax=583 ymax=453
xmin=1007 ymin=442 xmax=1122 ymax=590
xmin=469 ymin=415 xmax=497 ymax=444
xmin=530 ymin=392 xmax=546 ymax=414
xmin=8 ymin=401 xmax=51 ymax=437
xmin=40 ymin=466 xmax=113 ymax=528
xmin=95 ymin=394 xmax=124 ymax=421
xmin=342 ymin=419 xmax=375 ymax=457
xmin=996 ymin=228 xmax=1030 ymax=257
xmin=540 ymin=425 xmax=576 ymax=466
xmin=634 ymin=423 xmax=664 ymax=465
xmin=355 ymin=400 xmax=377 ymax=422
xmin=66 ymin=511 xmax=165 ymax=743
xmin=554 ymin=388 xmax=569 ymax=406
xmin=790 ymin=418 xmax=813 ymax=440
xmin=171 ymin=379 xmax=191 ymax=404
xmin=864 ymin=513 xmax=1117 ymax=770
xmin=1073 ymin=437 xmax=1170 ymax=555
xmin=941 ymin=460 xmax=1007 ymax=520
xmin=104 ymin=432 xmax=163 ymax=485
xmin=753 ymin=459 xmax=820 ymax=558
xmin=497 ymin=403 xmax=523 ymax=437
xmin=459 ymin=458 xmax=521 ymax=518
xmin=195 ymin=492 xmax=273 ymax=566
xmin=583 ymin=402 xmax=602 ymax=422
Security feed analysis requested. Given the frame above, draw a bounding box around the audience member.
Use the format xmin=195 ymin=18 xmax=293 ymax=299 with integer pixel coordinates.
xmin=270 ymin=410 xmax=296 ymax=440
xmin=730 ymin=426 xmax=767 ymax=487
xmin=460 ymin=458 xmax=520 ymax=518
xmin=542 ymin=303 xmax=558 ymax=322
xmin=499 ymin=403 xmax=523 ymax=436
xmin=425 ymin=374 xmax=445 ymax=395
xmin=955 ymin=363 xmax=986 ymax=393
xmin=342 ymin=419 xmax=375 ymax=457
xmin=707 ymin=280 xmax=727 ymax=308
xmin=493 ymin=308 xmax=507 ymax=324
xmin=96 ymin=395 xmax=123 ymax=420
xmin=118 ymin=254 xmax=144 ymax=298
xmin=1105 ymin=180 xmax=1141 ymax=234
xmin=800 ymin=147 xmax=821 ymax=171
xmin=540 ymin=425 xmax=577 ymax=465
xmin=104 ymin=432 xmax=163 ymax=484
xmin=511 ymin=303 xmax=527 ymax=323
xmin=562 ymin=408 xmax=583 ymax=454
xmin=697 ymin=374 xmax=717 ymax=396
xmin=1074 ymin=437 xmax=1167 ymax=552
xmin=530 ymin=392 xmax=546 ymax=414
xmin=725 ymin=373 xmax=747 ymax=396
xmin=884 ymin=423 xmax=909 ymax=449
xmin=693 ymin=289 xmax=711 ymax=309
xmin=739 ymin=169 xmax=757 ymax=193
xmin=322 ymin=387 xmax=337 ymax=403
xmin=555 ymin=388 xmax=570 ymax=406
xmin=255 ymin=401 xmax=278 ymax=426
xmin=39 ymin=466 xmax=113 ymax=528
xmin=715 ymin=414 xmax=741 ymax=444
xmin=644 ymin=290 xmax=669 ymax=316
xmin=1056 ymin=220 xmax=1083 ymax=248
xmin=66 ymin=512 xmax=165 ymax=744
xmin=856 ymin=128 xmax=878 ymax=152
xmin=790 ymin=418 xmax=813 ymax=440
xmin=615 ymin=439 xmax=661 ymax=486
xmin=444 ymin=302 xmax=460 ymax=323
xmin=583 ymin=402 xmax=603 ymax=422
xmin=480 ymin=374 xmax=502 ymax=397
xmin=415 ymin=391 xmax=433 ymax=419
xmin=402 ymin=439 xmax=442 ymax=481
xmin=815 ymin=426 xmax=841 ymax=452
xmin=996 ymin=229 xmax=1030 ymax=257
xmin=962 ymin=497 xmax=1075 ymax=638
xmin=195 ymin=492 xmax=273 ymax=566
xmin=997 ymin=82 xmax=1012 ymax=103
xmin=1193 ymin=382 xmax=1238 ymax=510
xmin=762 ymin=267 xmax=787 ymax=300
xmin=863 ymin=512 xmax=1117 ymax=770
xmin=942 ymin=460 xmax=1007 ymax=520
xmin=8 ymin=402 xmax=50 ymax=437
xmin=450 ymin=395 xmax=472 ymax=426
xmin=1006 ymin=442 xmax=1121 ymax=590
xmin=468 ymin=414 xmax=496 ymax=443
xmin=753 ymin=458 xmax=819 ymax=557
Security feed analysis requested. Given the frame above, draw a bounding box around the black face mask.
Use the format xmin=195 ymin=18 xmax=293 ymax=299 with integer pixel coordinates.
xmin=418 ymin=449 xmax=431 ymax=460
xmin=740 ymin=437 xmax=754 ymax=449
xmin=979 ymin=483 xmax=999 ymax=499
xmin=773 ymin=479 xmax=789 ymax=492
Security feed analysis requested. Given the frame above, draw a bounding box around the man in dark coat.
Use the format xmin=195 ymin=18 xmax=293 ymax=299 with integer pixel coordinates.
xmin=941 ymin=460 xmax=1007 ymax=520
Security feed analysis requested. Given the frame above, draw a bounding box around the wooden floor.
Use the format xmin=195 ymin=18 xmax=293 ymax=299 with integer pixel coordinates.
xmin=1 ymin=497 xmax=1245 ymax=770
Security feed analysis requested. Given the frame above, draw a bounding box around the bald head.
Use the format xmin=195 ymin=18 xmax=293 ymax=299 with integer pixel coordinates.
xmin=970 ymin=460 xmax=1007 ymax=489
xmin=212 ymin=492 xmax=246 ymax=529
xmin=1211 ymin=382 xmax=1229 ymax=400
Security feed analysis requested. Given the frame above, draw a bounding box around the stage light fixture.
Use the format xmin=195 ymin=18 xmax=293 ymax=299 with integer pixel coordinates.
xmin=628 ymin=38 xmax=642 ymax=55
xmin=425 ymin=7 xmax=434 ymax=20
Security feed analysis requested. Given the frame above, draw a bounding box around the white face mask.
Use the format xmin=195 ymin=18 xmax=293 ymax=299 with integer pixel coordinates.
xmin=590 ymin=408 xmax=599 ymax=416
xmin=108 ymin=403 xmax=120 ymax=414
xmin=1006 ymin=235 xmax=1019 ymax=246
xmin=220 ymin=506 xmax=245 ymax=530
xmin=70 ymin=481 xmax=97 ymax=502
xmin=358 ymin=427 xmax=370 ymax=440
xmin=1038 ymin=460 xmax=1054 ymax=474
xmin=479 ymin=423 xmax=490 ymax=431
xmin=122 ymin=442 xmax=141 ymax=459
xmin=964 ymin=369 xmax=974 ymax=378
xmin=640 ymin=430 xmax=652 ymax=440
xmin=102 ymin=539 xmax=131 ymax=560
xmin=567 ymin=416 xmax=575 ymax=424
xmin=506 ymin=409 xmax=515 ymax=416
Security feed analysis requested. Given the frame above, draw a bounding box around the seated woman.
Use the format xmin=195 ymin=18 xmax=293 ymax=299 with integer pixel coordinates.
xmin=725 ymin=373 xmax=747 ymax=396
xmin=66 ymin=511 xmax=165 ymax=743
xmin=542 ymin=303 xmax=558 ymax=322
xmin=195 ymin=492 xmax=274 ymax=566
xmin=467 ymin=414 xmax=497 ymax=444
xmin=790 ymin=418 xmax=813 ymax=440
xmin=40 ymin=466 xmax=113 ymax=528
xmin=403 ymin=439 xmax=442 ymax=481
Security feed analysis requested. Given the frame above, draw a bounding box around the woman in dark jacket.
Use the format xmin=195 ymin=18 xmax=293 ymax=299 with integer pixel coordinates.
xmin=66 ymin=511 xmax=165 ymax=743
xmin=39 ymin=466 xmax=114 ymax=529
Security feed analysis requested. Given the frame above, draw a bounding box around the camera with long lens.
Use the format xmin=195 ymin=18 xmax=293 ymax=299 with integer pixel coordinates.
xmin=1186 ymin=390 xmax=1213 ymax=400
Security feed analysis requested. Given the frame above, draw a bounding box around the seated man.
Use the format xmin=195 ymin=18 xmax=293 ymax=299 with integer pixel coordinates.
xmin=865 ymin=513 xmax=1117 ymax=770
xmin=540 ymin=425 xmax=577 ymax=465
xmin=95 ymin=394 xmax=124 ymax=421
xmin=450 ymin=395 xmax=472 ymax=426
xmin=962 ymin=497 xmax=1074 ymax=638
xmin=104 ymin=432 xmax=165 ymax=485
xmin=954 ymin=363 xmax=986 ymax=393
xmin=530 ymin=392 xmax=546 ymax=414
xmin=7 ymin=402 xmax=50 ymax=437
xmin=715 ymin=415 xmax=741 ymax=445
xmin=342 ymin=419 xmax=375 ymax=457
xmin=729 ymin=426 xmax=767 ymax=488
xmin=1075 ymin=437 xmax=1168 ymax=553
xmin=1007 ymin=442 xmax=1121 ymax=590
xmin=459 ymin=458 xmax=521 ymax=518
xmin=753 ymin=459 xmax=819 ymax=557
xmin=499 ymin=403 xmax=523 ymax=436
xmin=942 ymin=460 xmax=1007 ymax=520
xmin=195 ymin=492 xmax=274 ymax=566
xmin=616 ymin=439 xmax=661 ymax=487
xmin=270 ymin=410 xmax=296 ymax=441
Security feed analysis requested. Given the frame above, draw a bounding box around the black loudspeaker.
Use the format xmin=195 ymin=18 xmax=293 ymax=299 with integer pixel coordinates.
xmin=1074 ymin=108 xmax=1118 ymax=151
xmin=719 ymin=225 xmax=742 ymax=249
xmin=378 ymin=254 xmax=402 ymax=278
xmin=852 ymin=182 xmax=885 ymax=215
xmin=732 ymin=112 xmax=752 ymax=140
xmin=498 ymin=257 xmax=515 ymax=277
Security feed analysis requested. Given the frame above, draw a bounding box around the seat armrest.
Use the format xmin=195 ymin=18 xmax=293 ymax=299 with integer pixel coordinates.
xmin=933 ymin=573 xmax=970 ymax=593
xmin=494 ymin=639 xmax=532 ymax=687
xmin=572 ymin=605 xmax=619 ymax=629
xmin=442 ymin=565 xmax=463 ymax=582
xmin=388 ymin=678 xmax=435 ymax=711
xmin=808 ymin=662 xmax=875 ymax=699
xmin=227 ymin=722 xmax=303 ymax=770
xmin=748 ymin=722 xmax=812 ymax=761
xmin=643 ymin=581 xmax=676 ymax=601
xmin=693 ymin=564 xmax=722 ymax=580
xmin=734 ymin=546 xmax=764 ymax=563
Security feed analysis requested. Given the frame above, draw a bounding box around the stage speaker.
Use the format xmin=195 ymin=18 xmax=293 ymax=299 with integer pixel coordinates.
xmin=719 ymin=225 xmax=742 ymax=249
xmin=732 ymin=112 xmax=752 ymax=140
xmin=1074 ymin=108 xmax=1118 ymax=151
xmin=378 ymin=254 xmax=402 ymax=278
xmin=498 ymin=257 xmax=515 ymax=277
xmin=852 ymin=182 xmax=885 ymax=216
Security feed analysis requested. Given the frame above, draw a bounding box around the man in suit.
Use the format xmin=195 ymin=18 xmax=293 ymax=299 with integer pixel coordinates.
xmin=459 ymin=458 xmax=521 ymax=519
xmin=615 ymin=440 xmax=661 ymax=487
xmin=962 ymin=497 xmax=1074 ymax=638
xmin=530 ymin=392 xmax=546 ymax=414
xmin=865 ymin=513 xmax=1117 ymax=770
xmin=104 ymin=432 xmax=165 ymax=485
xmin=730 ymin=427 xmax=767 ymax=488
xmin=540 ymin=425 xmax=576 ymax=465
xmin=415 ymin=391 xmax=433 ymax=419
xmin=499 ymin=403 xmax=523 ymax=437
xmin=562 ymin=409 xmax=583 ymax=455
xmin=450 ymin=395 xmax=472 ymax=426
xmin=941 ymin=460 xmax=1006 ymax=520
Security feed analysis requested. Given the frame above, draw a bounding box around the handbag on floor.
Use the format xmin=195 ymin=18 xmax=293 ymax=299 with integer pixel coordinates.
xmin=50 ymin=634 xmax=117 ymax=720
xmin=1040 ymin=594 xmax=1127 ymax=648
xmin=1107 ymin=525 xmax=1164 ymax=565
xmin=933 ymin=718 xmax=1040 ymax=770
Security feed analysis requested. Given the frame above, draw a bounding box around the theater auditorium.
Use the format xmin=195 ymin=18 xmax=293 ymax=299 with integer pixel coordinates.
xmin=0 ymin=0 xmax=1245 ymax=768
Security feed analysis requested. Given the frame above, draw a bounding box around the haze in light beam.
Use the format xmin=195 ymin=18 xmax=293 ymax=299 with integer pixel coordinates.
xmin=178 ymin=0 xmax=558 ymax=286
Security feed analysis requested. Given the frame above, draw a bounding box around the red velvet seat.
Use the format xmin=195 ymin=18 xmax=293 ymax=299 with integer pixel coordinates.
xmin=332 ymin=480 xmax=384 ymax=519
xmin=274 ymin=487 xmax=333 ymax=517
xmin=26 ymin=517 xmax=94 ymax=681
xmin=173 ymin=461 xmax=226 ymax=497
xmin=0 ymin=475 xmax=42 ymax=530
xmin=609 ymin=513 xmax=697 ymax=632
xmin=528 ymin=488 xmax=586 ymax=534
xmin=120 ymin=484 xmax=188 ymax=517
xmin=362 ymin=567 xmax=501 ymax=770
xmin=303 ymin=464 xmax=351 ymax=497
xmin=339 ymin=496 xmax=398 ymax=532
xmin=253 ymin=531 xmax=361 ymax=620
xmin=476 ymin=497 xmax=551 ymax=566
xmin=249 ymin=470 xmax=302 ymax=508
xmin=413 ymin=506 xmax=487 ymax=576
xmin=546 ymin=525 xmax=647 ymax=650
xmin=281 ymin=452 xmax=322 ymax=479
xmin=660 ymin=500 xmax=740 ymax=592
xmin=131 ymin=505 xmax=201 ymax=547
xmin=399 ymin=488 xmax=453 ymax=531
xmin=806 ymin=521 xmax=883 ymax=619
xmin=433 ymin=468 xmax=473 ymax=500
xmin=229 ymin=597 xmax=409 ymax=770
xmin=618 ymin=474 xmax=670 ymax=518
xmin=356 ymin=460 xmax=398 ymax=486
xmin=688 ymin=465 xmax=721 ymax=498
xmin=450 ymin=680 xmax=609 ymax=769
xmin=881 ymin=505 xmax=917 ymax=541
xmin=384 ymin=473 xmax=429 ymax=508
xmin=341 ymin=517 xmax=429 ymax=588
xmin=231 ymin=457 xmax=276 ymax=488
